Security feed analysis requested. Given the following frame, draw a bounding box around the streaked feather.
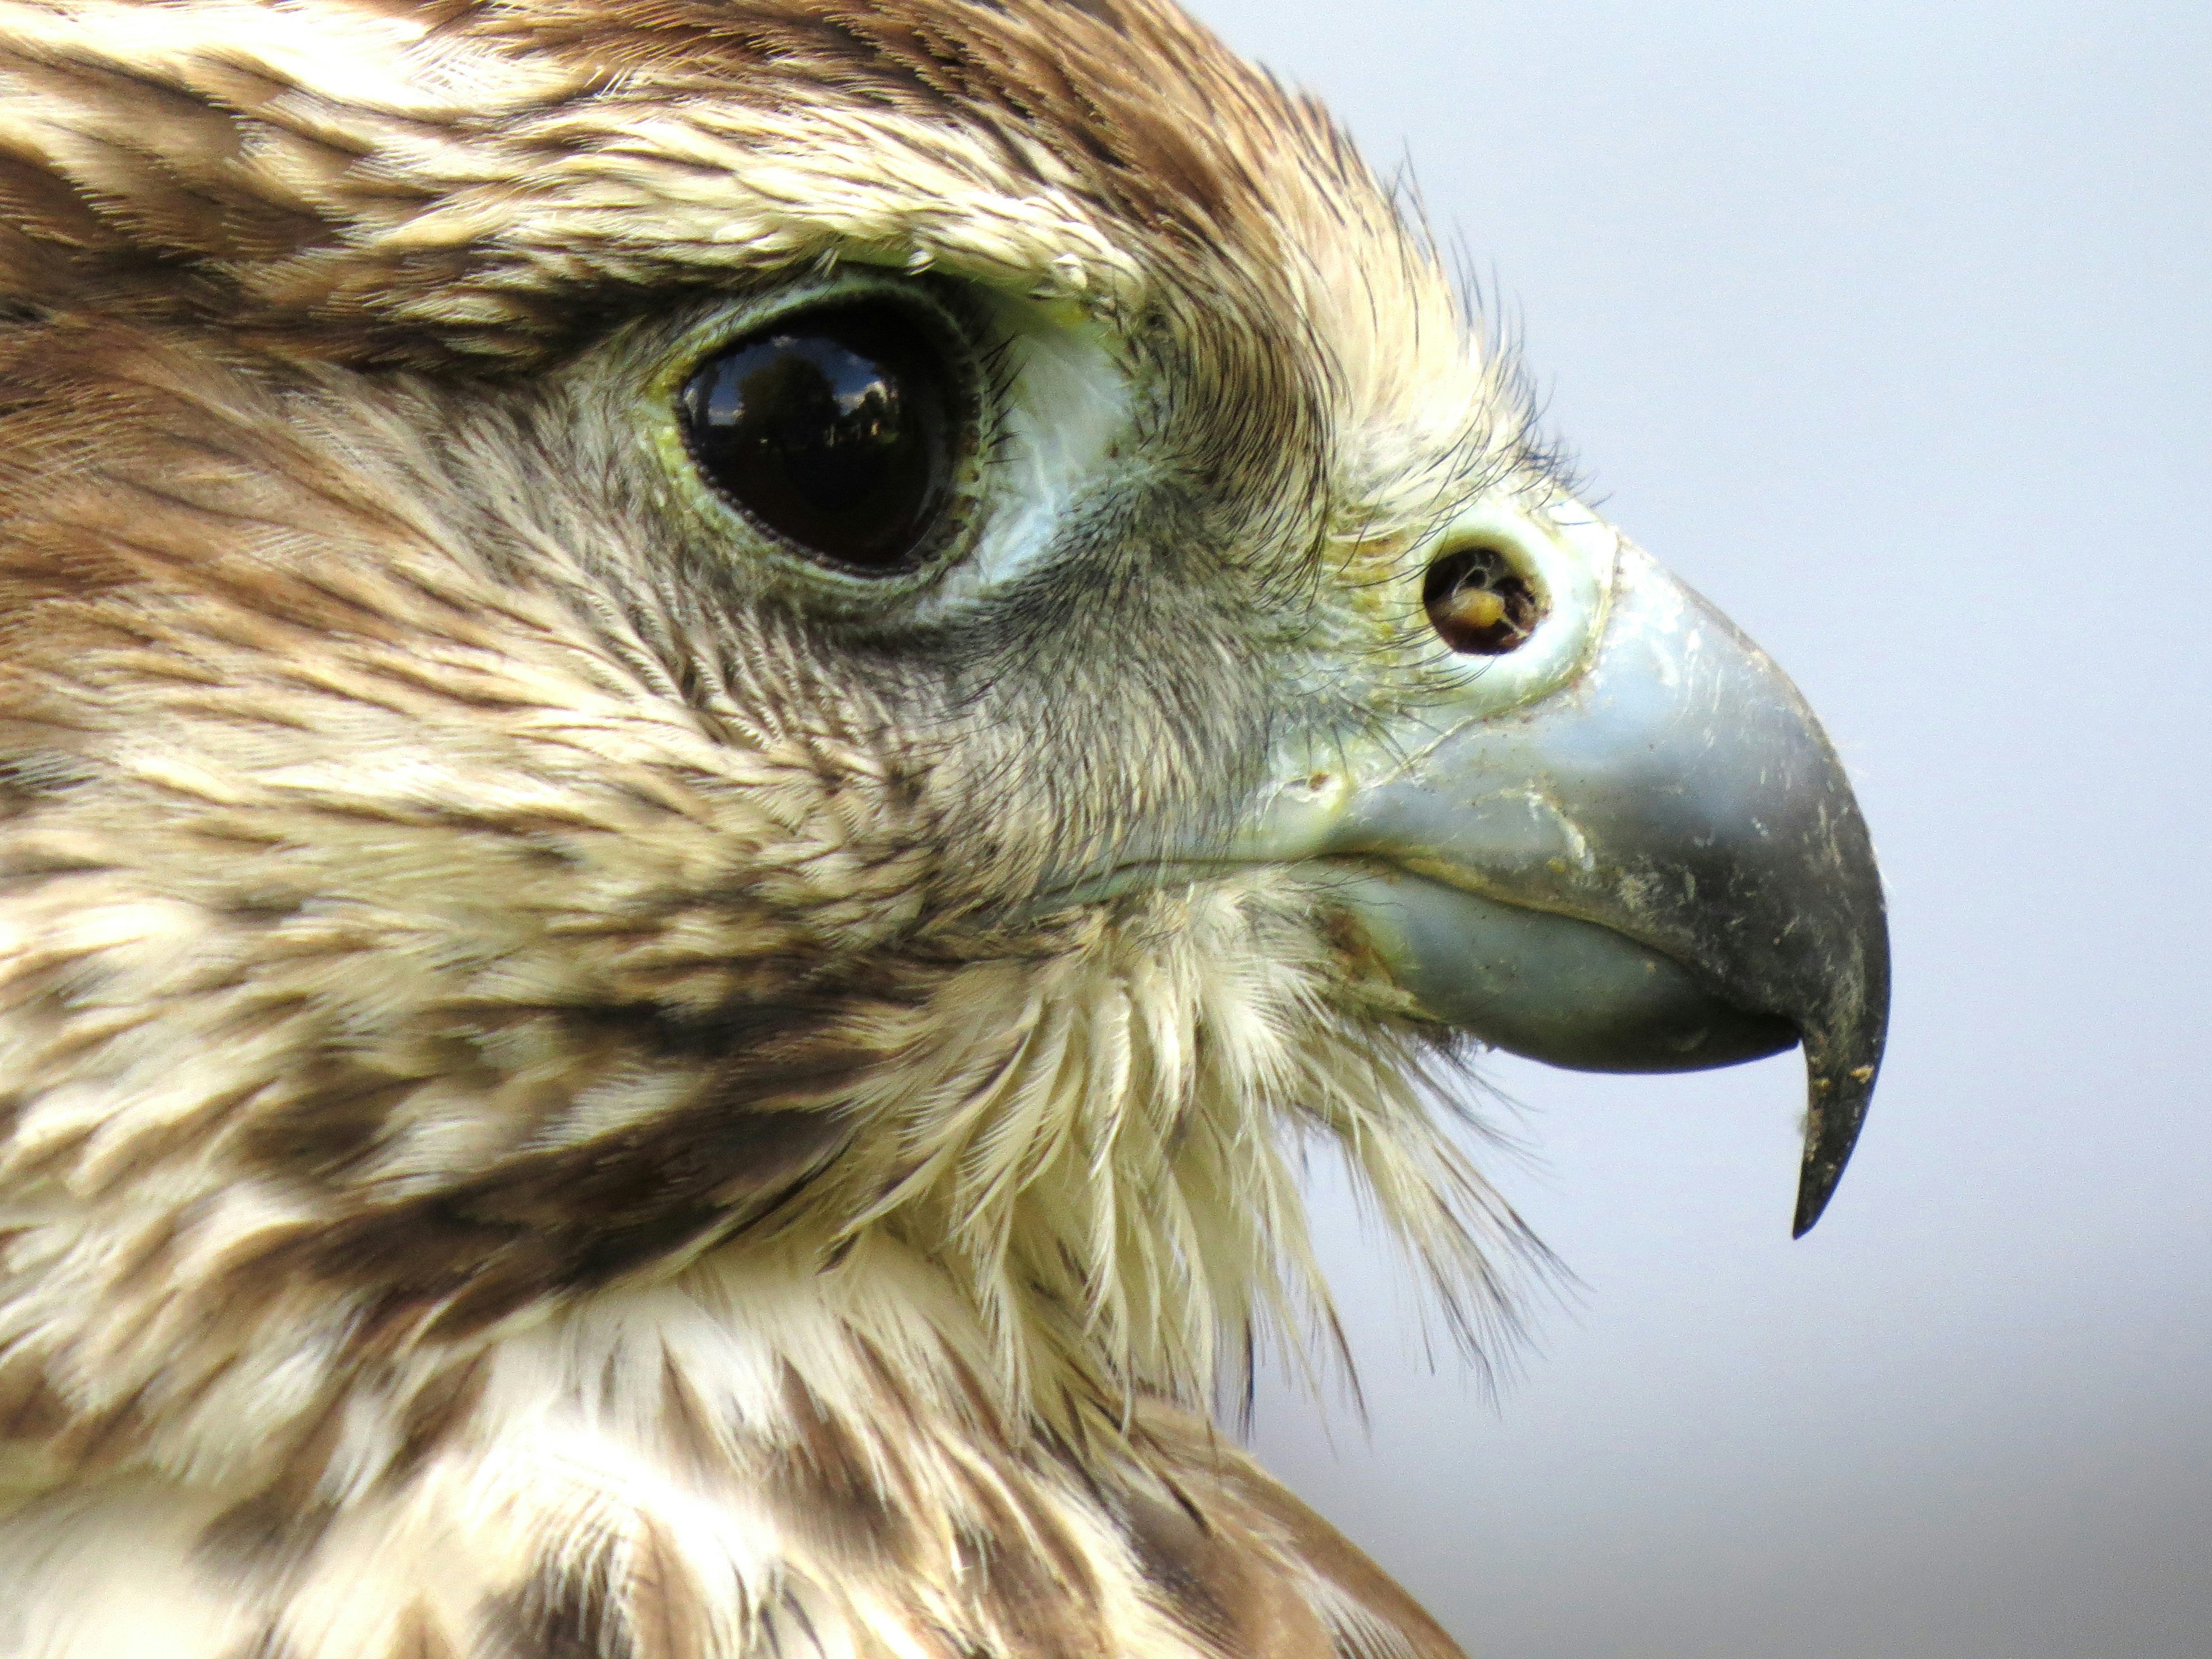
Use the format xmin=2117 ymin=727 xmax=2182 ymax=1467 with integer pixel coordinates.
xmin=0 ymin=0 xmax=1562 ymax=1652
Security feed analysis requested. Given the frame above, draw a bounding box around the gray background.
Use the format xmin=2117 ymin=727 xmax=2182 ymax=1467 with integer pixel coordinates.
xmin=1177 ymin=3 xmax=2212 ymax=1655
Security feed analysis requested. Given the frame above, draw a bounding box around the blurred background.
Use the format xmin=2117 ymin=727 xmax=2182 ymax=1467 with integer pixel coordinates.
xmin=1177 ymin=3 xmax=2212 ymax=1655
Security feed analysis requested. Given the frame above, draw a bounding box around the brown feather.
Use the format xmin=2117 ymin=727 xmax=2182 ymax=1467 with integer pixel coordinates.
xmin=0 ymin=1 xmax=1545 ymax=1653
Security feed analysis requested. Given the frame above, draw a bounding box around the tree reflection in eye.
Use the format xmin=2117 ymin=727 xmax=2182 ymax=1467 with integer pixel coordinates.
xmin=679 ymin=303 xmax=960 ymax=573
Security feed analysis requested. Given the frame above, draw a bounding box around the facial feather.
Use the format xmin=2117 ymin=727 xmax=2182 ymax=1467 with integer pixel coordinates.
xmin=0 ymin=2 xmax=1552 ymax=1655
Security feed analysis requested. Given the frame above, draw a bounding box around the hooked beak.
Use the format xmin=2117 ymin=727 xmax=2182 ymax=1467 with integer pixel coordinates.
xmin=1240 ymin=532 xmax=1890 ymax=1237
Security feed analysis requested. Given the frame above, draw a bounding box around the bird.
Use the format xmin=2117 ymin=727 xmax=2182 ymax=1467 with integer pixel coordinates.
xmin=0 ymin=1 xmax=1888 ymax=1656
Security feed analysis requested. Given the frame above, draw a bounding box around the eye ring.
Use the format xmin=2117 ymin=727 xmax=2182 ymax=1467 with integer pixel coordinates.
xmin=672 ymin=291 xmax=981 ymax=579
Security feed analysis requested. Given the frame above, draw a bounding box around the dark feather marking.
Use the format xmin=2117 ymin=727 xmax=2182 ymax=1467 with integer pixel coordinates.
xmin=44 ymin=1378 xmax=154 ymax=1474
xmin=769 ymin=1585 xmax=825 ymax=1659
xmin=489 ymin=1521 xmax=713 ymax=1659
xmin=657 ymin=1350 xmax=724 ymax=1477
xmin=767 ymin=1360 xmax=913 ymax=1560
xmin=234 ymin=1059 xmax=423 ymax=1184
xmin=625 ymin=1519 xmax=713 ymax=1659
xmin=1128 ymin=1410 xmax=1466 ymax=1659
xmin=947 ymin=1475 xmax=1109 ymax=1659
xmin=491 ymin=1536 xmax=630 ymax=1659
xmin=0 ymin=0 xmax=1344 ymax=369
xmin=0 ymin=1351 xmax=70 ymax=1442
xmin=365 ymin=1091 xmax=846 ymax=1340
xmin=199 ymin=1002 xmax=875 ymax=1350
xmin=198 ymin=1378 xmax=351 ymax=1565
xmin=1117 ymin=1485 xmax=1238 ymax=1648
xmin=388 ymin=1350 xmax=493 ymax=1483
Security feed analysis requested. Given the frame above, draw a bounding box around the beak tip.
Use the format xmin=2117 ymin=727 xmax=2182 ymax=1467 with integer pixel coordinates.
xmin=1790 ymin=1054 xmax=1879 ymax=1237
xmin=1790 ymin=1184 xmax=1831 ymax=1241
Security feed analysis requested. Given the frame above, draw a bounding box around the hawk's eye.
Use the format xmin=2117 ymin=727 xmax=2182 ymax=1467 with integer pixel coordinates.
xmin=678 ymin=303 xmax=960 ymax=573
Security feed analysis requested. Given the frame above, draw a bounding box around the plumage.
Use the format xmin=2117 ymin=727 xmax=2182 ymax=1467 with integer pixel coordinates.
xmin=0 ymin=3 xmax=1888 ymax=1655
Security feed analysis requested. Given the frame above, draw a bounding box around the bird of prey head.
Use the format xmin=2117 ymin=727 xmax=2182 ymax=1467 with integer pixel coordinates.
xmin=0 ymin=0 xmax=1887 ymax=1654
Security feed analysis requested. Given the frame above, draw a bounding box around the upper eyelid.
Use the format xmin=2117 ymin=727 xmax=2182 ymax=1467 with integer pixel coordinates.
xmin=652 ymin=272 xmax=969 ymax=389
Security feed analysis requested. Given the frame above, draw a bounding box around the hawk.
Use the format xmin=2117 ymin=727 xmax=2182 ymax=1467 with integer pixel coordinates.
xmin=0 ymin=1 xmax=1888 ymax=1655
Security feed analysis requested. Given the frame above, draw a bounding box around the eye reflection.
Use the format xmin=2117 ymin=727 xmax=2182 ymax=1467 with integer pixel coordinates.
xmin=679 ymin=303 xmax=960 ymax=573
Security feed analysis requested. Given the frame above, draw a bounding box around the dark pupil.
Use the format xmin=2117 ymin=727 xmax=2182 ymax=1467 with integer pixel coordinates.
xmin=679 ymin=305 xmax=954 ymax=572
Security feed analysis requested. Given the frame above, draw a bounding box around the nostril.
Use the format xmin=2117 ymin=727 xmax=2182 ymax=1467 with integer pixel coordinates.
xmin=1423 ymin=544 xmax=1545 ymax=654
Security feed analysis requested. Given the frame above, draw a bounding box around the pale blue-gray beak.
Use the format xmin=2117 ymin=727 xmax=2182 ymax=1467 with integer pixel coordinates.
xmin=1245 ymin=533 xmax=1889 ymax=1236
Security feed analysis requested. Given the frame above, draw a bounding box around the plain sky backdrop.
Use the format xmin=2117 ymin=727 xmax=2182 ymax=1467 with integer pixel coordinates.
xmin=1174 ymin=3 xmax=2212 ymax=1656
